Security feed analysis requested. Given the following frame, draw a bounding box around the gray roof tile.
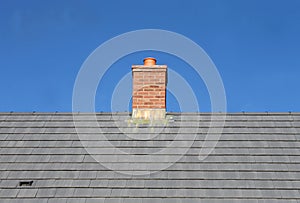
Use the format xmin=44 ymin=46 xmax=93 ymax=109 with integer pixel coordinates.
xmin=36 ymin=188 xmax=56 ymax=198
xmin=17 ymin=188 xmax=38 ymax=198
xmin=73 ymin=188 xmax=93 ymax=197
xmin=54 ymin=188 xmax=75 ymax=198
xmin=0 ymin=188 xmax=19 ymax=198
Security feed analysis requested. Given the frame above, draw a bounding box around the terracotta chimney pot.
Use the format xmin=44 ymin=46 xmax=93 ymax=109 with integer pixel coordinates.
xmin=143 ymin=57 xmax=157 ymax=66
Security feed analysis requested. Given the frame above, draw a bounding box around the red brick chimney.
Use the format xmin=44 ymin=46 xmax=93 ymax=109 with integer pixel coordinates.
xmin=132 ymin=57 xmax=167 ymax=119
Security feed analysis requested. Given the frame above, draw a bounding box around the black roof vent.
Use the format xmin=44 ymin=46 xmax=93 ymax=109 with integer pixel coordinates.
xmin=19 ymin=180 xmax=33 ymax=187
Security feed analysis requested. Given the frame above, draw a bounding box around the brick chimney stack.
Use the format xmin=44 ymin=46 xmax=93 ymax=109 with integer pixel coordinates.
xmin=132 ymin=58 xmax=167 ymax=119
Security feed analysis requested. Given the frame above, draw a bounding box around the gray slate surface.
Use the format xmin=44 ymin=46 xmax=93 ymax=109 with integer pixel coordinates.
xmin=0 ymin=112 xmax=300 ymax=202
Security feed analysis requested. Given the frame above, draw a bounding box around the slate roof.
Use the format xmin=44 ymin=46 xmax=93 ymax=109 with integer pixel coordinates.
xmin=0 ymin=112 xmax=300 ymax=202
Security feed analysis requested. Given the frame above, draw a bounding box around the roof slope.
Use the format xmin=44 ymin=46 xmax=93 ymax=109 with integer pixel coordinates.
xmin=0 ymin=112 xmax=300 ymax=202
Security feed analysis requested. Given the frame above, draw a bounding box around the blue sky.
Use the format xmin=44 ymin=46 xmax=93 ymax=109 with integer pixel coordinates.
xmin=1 ymin=0 xmax=300 ymax=112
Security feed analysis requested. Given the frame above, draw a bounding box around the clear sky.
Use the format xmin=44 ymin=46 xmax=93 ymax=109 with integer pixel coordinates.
xmin=1 ymin=0 xmax=300 ymax=112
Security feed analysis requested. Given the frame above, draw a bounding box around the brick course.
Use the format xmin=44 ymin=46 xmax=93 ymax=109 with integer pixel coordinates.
xmin=132 ymin=60 xmax=167 ymax=110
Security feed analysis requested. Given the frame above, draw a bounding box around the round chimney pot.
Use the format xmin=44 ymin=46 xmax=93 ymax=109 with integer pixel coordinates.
xmin=143 ymin=57 xmax=156 ymax=66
